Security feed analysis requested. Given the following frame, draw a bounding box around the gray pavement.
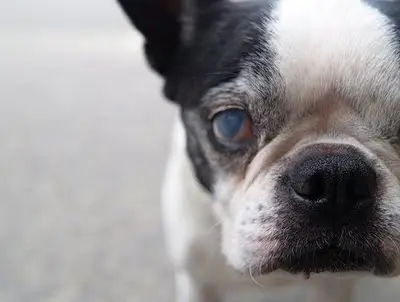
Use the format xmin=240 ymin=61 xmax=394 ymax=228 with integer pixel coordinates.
xmin=1 ymin=1 xmax=400 ymax=301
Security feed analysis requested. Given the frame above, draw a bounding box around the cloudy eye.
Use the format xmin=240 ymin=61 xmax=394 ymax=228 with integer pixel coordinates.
xmin=212 ymin=108 xmax=254 ymax=146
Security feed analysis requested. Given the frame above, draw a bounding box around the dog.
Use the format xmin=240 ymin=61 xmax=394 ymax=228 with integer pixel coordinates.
xmin=117 ymin=0 xmax=400 ymax=301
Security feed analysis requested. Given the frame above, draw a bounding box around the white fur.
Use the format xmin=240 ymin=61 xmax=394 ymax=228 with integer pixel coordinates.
xmin=162 ymin=117 xmax=359 ymax=302
xmin=269 ymin=0 xmax=400 ymax=115
xmin=161 ymin=1 xmax=400 ymax=301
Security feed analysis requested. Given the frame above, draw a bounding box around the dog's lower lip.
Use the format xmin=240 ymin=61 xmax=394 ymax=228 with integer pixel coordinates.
xmin=261 ymin=247 xmax=379 ymax=275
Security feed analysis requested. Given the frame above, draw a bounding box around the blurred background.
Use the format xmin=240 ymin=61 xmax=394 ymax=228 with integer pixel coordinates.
xmin=1 ymin=1 xmax=400 ymax=301
xmin=0 ymin=0 xmax=175 ymax=301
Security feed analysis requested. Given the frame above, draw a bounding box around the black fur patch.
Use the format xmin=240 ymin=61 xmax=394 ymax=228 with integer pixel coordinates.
xmin=116 ymin=0 xmax=181 ymax=76
xmin=168 ymin=1 xmax=277 ymax=192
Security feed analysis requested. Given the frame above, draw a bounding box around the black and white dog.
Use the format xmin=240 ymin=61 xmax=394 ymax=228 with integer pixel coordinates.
xmin=117 ymin=0 xmax=400 ymax=301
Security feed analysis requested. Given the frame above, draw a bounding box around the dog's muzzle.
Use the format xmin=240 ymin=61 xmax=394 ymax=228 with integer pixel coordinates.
xmin=267 ymin=143 xmax=394 ymax=275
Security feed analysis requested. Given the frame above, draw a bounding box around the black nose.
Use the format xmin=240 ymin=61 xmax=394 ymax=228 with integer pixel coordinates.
xmin=289 ymin=145 xmax=377 ymax=209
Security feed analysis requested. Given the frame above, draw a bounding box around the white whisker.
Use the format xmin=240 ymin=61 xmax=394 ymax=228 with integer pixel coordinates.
xmin=249 ymin=259 xmax=265 ymax=289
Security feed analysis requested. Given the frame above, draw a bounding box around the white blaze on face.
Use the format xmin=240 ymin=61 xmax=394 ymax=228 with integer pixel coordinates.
xmin=268 ymin=0 xmax=400 ymax=113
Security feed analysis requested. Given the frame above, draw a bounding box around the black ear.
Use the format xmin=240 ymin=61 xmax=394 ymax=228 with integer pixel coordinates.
xmin=116 ymin=0 xmax=223 ymax=76
xmin=116 ymin=0 xmax=181 ymax=76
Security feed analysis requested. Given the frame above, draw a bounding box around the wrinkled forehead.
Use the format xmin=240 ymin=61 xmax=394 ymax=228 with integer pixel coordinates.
xmin=228 ymin=0 xmax=400 ymax=135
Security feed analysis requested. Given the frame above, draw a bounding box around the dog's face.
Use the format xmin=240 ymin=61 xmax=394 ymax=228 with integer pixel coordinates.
xmin=119 ymin=0 xmax=400 ymax=276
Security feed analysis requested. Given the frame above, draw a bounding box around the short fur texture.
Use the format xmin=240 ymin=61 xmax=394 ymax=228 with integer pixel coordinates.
xmin=117 ymin=0 xmax=400 ymax=301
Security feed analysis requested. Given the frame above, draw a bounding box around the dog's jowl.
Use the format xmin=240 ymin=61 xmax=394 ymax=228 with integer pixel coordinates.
xmin=117 ymin=0 xmax=400 ymax=301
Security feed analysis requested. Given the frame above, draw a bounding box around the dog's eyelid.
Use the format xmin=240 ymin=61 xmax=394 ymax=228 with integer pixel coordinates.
xmin=387 ymin=135 xmax=400 ymax=144
xmin=208 ymin=105 xmax=247 ymax=120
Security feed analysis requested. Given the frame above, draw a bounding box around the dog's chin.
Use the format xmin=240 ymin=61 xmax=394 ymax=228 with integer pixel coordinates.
xmin=256 ymin=246 xmax=396 ymax=277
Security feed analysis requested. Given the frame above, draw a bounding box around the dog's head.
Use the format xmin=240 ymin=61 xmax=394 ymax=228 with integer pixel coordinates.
xmin=119 ymin=0 xmax=400 ymax=277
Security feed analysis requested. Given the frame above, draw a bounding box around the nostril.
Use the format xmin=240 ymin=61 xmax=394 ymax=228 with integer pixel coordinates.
xmin=291 ymin=172 xmax=325 ymax=201
xmin=347 ymin=171 xmax=377 ymax=202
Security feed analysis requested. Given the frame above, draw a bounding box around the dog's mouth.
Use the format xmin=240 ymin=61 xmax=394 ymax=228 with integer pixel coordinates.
xmin=260 ymin=244 xmax=395 ymax=276
xmin=277 ymin=246 xmax=375 ymax=274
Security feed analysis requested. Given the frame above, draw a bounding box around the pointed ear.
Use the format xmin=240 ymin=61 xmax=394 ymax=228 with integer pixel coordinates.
xmin=116 ymin=0 xmax=181 ymax=76
xmin=116 ymin=0 xmax=223 ymax=76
